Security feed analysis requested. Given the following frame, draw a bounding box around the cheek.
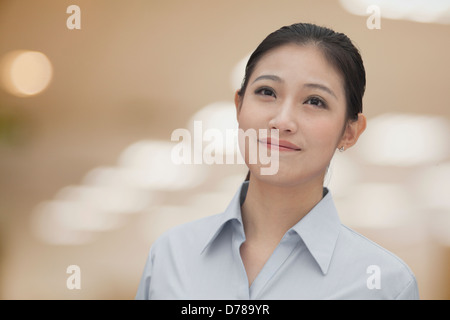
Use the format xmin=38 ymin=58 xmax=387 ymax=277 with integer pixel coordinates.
xmin=237 ymin=101 xmax=264 ymax=130
xmin=303 ymin=117 xmax=343 ymax=150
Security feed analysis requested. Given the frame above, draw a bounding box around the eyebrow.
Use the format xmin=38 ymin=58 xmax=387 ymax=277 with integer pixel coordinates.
xmin=251 ymin=74 xmax=284 ymax=84
xmin=303 ymin=83 xmax=338 ymax=100
xmin=252 ymin=74 xmax=338 ymax=100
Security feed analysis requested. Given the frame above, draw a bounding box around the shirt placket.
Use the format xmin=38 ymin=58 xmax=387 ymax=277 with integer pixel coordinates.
xmin=231 ymin=220 xmax=250 ymax=299
xmin=248 ymin=230 xmax=300 ymax=299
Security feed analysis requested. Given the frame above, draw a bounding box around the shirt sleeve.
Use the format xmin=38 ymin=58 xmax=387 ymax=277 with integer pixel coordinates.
xmin=135 ymin=247 xmax=154 ymax=300
xmin=395 ymin=277 xmax=420 ymax=300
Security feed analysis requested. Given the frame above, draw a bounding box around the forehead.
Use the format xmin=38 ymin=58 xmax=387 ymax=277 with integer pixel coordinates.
xmin=250 ymin=44 xmax=345 ymax=98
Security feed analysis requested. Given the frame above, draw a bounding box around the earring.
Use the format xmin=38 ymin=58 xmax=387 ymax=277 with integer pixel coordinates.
xmin=339 ymin=146 xmax=345 ymax=152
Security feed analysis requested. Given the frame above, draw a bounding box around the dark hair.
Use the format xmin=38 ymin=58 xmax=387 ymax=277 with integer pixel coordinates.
xmin=237 ymin=22 xmax=366 ymax=122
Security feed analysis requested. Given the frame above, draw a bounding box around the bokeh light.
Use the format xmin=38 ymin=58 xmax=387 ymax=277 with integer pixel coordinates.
xmin=0 ymin=50 xmax=53 ymax=97
xmin=357 ymin=113 xmax=450 ymax=167
xmin=339 ymin=0 xmax=450 ymax=24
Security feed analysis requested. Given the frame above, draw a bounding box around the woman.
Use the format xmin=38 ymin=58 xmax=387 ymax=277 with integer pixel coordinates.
xmin=136 ymin=23 xmax=419 ymax=299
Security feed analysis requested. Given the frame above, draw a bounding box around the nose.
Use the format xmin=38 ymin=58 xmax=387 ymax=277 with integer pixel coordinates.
xmin=268 ymin=101 xmax=298 ymax=134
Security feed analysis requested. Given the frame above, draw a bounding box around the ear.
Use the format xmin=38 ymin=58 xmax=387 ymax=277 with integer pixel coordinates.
xmin=234 ymin=90 xmax=242 ymax=120
xmin=338 ymin=113 xmax=367 ymax=151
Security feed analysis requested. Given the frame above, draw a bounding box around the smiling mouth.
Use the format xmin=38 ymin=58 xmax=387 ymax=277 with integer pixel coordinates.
xmin=258 ymin=138 xmax=302 ymax=151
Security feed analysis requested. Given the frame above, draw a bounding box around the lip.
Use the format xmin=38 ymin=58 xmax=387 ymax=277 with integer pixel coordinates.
xmin=259 ymin=138 xmax=302 ymax=151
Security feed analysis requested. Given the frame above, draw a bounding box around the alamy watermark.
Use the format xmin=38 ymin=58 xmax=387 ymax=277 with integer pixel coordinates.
xmin=170 ymin=121 xmax=280 ymax=176
xmin=66 ymin=5 xmax=81 ymax=30
xmin=366 ymin=5 xmax=381 ymax=30
xmin=66 ymin=264 xmax=81 ymax=290
xmin=366 ymin=265 xmax=381 ymax=290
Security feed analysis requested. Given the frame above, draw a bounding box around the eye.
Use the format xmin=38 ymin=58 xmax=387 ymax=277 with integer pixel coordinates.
xmin=255 ymin=87 xmax=276 ymax=98
xmin=304 ymin=96 xmax=327 ymax=108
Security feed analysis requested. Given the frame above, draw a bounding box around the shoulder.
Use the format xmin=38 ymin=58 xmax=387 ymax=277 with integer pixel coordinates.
xmin=136 ymin=213 xmax=226 ymax=299
xmin=150 ymin=212 xmax=224 ymax=255
xmin=338 ymin=224 xmax=413 ymax=272
xmin=334 ymin=224 xmax=419 ymax=299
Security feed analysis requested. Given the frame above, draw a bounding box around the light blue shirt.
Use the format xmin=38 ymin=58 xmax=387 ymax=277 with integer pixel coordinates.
xmin=136 ymin=181 xmax=419 ymax=299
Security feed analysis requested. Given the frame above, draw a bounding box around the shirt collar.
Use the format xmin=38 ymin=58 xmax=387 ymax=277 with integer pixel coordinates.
xmin=200 ymin=181 xmax=341 ymax=275
xmin=290 ymin=188 xmax=341 ymax=275
xmin=200 ymin=181 xmax=248 ymax=254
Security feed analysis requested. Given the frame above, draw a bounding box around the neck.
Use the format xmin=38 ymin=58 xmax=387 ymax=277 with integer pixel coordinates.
xmin=241 ymin=176 xmax=324 ymax=244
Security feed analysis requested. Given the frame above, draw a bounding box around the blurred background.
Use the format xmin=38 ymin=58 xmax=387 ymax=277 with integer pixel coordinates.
xmin=0 ymin=0 xmax=449 ymax=299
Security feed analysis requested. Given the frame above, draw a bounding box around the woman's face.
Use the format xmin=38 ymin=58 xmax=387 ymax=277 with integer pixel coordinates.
xmin=236 ymin=44 xmax=349 ymax=188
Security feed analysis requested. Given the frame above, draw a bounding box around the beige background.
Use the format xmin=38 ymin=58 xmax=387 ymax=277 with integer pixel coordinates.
xmin=0 ymin=0 xmax=449 ymax=299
